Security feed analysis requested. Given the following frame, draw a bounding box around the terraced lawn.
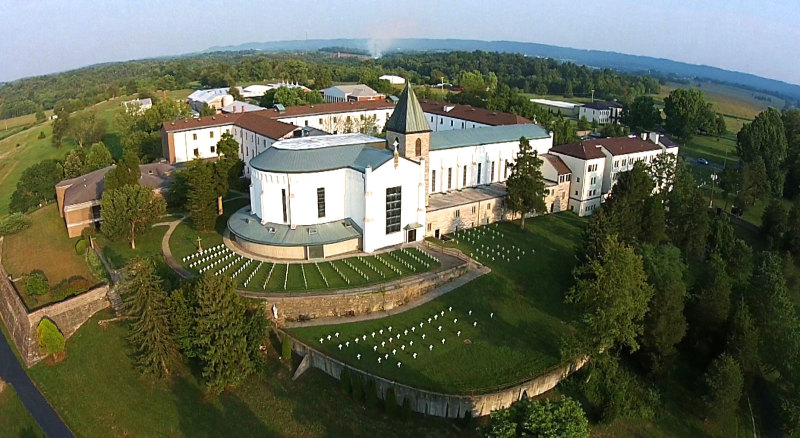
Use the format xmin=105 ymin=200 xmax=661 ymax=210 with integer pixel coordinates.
xmin=290 ymin=213 xmax=586 ymax=393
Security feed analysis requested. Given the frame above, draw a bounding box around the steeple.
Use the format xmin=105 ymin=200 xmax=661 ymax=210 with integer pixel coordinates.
xmin=385 ymin=83 xmax=431 ymax=134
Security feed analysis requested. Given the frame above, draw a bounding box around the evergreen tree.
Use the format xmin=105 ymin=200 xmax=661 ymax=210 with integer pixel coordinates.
xmin=100 ymin=184 xmax=165 ymax=249
xmin=63 ymin=149 xmax=85 ymax=179
xmin=761 ymin=199 xmax=788 ymax=250
xmin=505 ymin=136 xmax=546 ymax=229
xmin=105 ymin=149 xmax=140 ymax=193
xmin=122 ymin=257 xmax=177 ymax=378
xmin=36 ymin=319 xmax=65 ymax=358
xmin=85 ymin=142 xmax=113 ymax=171
xmin=168 ymin=285 xmax=197 ymax=358
xmin=186 ymin=160 xmax=218 ymax=232
xmin=621 ymin=96 xmax=661 ymax=133
xmin=193 ymin=275 xmax=254 ymax=393
xmin=703 ymin=353 xmax=743 ymax=421
xmin=785 ymin=198 xmax=800 ymax=257
xmin=695 ymin=253 xmax=733 ymax=330
xmin=736 ymin=108 xmax=788 ymax=197
xmin=666 ymin=161 xmax=710 ymax=259
xmin=726 ymin=300 xmax=760 ymax=379
xmin=638 ymin=244 xmax=688 ymax=373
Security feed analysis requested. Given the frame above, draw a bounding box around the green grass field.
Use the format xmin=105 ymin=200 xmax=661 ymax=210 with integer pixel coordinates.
xmin=0 ymin=386 xmax=44 ymax=438
xmin=680 ymin=135 xmax=737 ymax=164
xmin=0 ymin=110 xmax=53 ymax=130
xmin=291 ymin=213 xmax=585 ymax=393
xmin=2 ymin=204 xmax=101 ymax=309
xmin=659 ymin=81 xmax=779 ymax=120
xmin=24 ymin=309 xmax=467 ymax=438
xmin=96 ymin=224 xmax=170 ymax=269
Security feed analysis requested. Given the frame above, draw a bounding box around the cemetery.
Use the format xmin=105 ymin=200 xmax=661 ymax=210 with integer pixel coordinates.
xmin=290 ymin=213 xmax=586 ymax=393
xmin=181 ymin=244 xmax=440 ymax=292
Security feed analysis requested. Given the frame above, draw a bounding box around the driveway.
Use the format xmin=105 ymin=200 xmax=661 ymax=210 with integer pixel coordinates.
xmin=0 ymin=331 xmax=74 ymax=438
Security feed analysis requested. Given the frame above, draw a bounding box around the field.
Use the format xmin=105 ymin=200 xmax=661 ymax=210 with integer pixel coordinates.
xmin=1 ymin=204 xmax=103 ymax=309
xmin=24 ymin=309 xmax=467 ymax=438
xmin=96 ymin=224 xmax=170 ymax=269
xmin=658 ymin=81 xmax=781 ymax=120
xmin=291 ymin=213 xmax=585 ymax=393
xmin=680 ymin=135 xmax=737 ymax=164
xmin=0 ymin=110 xmax=54 ymax=130
xmin=0 ymin=386 xmax=44 ymax=438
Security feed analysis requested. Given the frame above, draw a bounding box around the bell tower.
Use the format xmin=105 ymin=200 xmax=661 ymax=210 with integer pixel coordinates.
xmin=385 ymin=83 xmax=432 ymax=205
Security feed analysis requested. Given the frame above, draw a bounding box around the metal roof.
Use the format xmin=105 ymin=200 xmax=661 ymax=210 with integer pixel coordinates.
xmin=249 ymin=137 xmax=393 ymax=174
xmin=385 ymin=84 xmax=431 ymax=134
xmin=429 ymin=124 xmax=551 ymax=151
xmin=228 ymin=207 xmax=362 ymax=247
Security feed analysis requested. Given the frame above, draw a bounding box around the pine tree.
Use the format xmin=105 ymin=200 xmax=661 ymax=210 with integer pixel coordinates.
xmin=193 ymin=275 xmax=254 ymax=393
xmin=122 ymin=258 xmax=177 ymax=378
xmin=186 ymin=160 xmax=219 ymax=232
xmin=506 ymin=136 xmax=546 ymax=229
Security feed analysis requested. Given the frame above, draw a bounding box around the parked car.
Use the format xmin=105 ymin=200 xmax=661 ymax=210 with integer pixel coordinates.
xmin=697 ymin=158 xmax=709 ymax=165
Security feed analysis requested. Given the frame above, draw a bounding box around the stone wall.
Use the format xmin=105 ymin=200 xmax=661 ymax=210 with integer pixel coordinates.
xmin=0 ymin=238 xmax=110 ymax=366
xmin=256 ymin=260 xmax=469 ymax=322
xmin=284 ymin=331 xmax=588 ymax=418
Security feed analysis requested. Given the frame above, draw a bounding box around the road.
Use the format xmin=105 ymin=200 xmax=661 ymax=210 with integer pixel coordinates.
xmin=0 ymin=329 xmax=74 ymax=438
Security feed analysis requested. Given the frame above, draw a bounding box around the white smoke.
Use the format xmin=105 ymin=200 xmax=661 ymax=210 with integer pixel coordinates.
xmin=367 ymin=38 xmax=393 ymax=58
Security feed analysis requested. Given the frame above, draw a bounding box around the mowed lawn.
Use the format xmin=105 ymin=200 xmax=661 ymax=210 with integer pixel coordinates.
xmin=169 ymin=197 xmax=250 ymax=263
xmin=680 ymin=135 xmax=737 ymax=164
xmin=290 ymin=213 xmax=586 ymax=393
xmin=26 ymin=309 xmax=467 ymax=438
xmin=0 ymin=386 xmax=44 ymax=438
xmin=2 ymin=204 xmax=101 ymax=308
xmin=97 ymin=224 xmax=170 ymax=269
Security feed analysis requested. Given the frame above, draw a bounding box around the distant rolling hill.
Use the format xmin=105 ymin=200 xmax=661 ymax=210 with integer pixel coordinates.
xmin=204 ymin=38 xmax=800 ymax=102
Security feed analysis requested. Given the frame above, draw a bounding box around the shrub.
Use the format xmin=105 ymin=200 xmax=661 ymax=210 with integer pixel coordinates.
xmin=401 ymin=397 xmax=412 ymax=421
xmin=484 ymin=397 xmax=589 ymax=438
xmin=36 ymin=319 xmax=65 ymax=356
xmin=85 ymin=250 xmax=108 ymax=282
xmin=0 ymin=213 xmax=31 ymax=236
xmin=340 ymin=369 xmax=351 ymax=395
xmin=25 ymin=271 xmax=49 ymax=296
xmin=351 ymin=374 xmax=363 ymax=402
xmin=385 ymin=387 xmax=398 ymax=416
xmin=365 ymin=379 xmax=378 ymax=409
xmin=75 ymin=238 xmax=89 ymax=255
xmin=80 ymin=227 xmax=96 ymax=239
xmin=281 ymin=335 xmax=292 ymax=360
xmin=50 ymin=276 xmax=91 ymax=301
xmin=38 ymin=131 xmax=46 ymax=139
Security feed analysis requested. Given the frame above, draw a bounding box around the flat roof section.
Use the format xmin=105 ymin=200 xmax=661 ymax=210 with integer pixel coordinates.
xmin=530 ymin=98 xmax=582 ymax=109
xmin=228 ymin=207 xmax=363 ymax=247
xmin=428 ymin=183 xmax=507 ymax=212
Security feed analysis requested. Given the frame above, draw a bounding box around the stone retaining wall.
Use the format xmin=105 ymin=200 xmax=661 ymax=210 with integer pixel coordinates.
xmin=255 ymin=261 xmax=469 ymax=323
xmin=284 ymin=331 xmax=588 ymax=418
xmin=0 ymin=238 xmax=110 ymax=367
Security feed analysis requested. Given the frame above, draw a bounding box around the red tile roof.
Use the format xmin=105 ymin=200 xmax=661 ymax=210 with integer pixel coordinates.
xmin=551 ymin=137 xmax=662 ymax=160
xmin=162 ymin=114 xmax=241 ymax=133
xmin=418 ymin=100 xmax=531 ymax=126
xmin=549 ymin=141 xmax=607 ymax=160
xmin=235 ymin=112 xmax=298 ymax=139
xmin=542 ymin=154 xmax=571 ymax=175
xmin=260 ymin=100 xmax=396 ymax=118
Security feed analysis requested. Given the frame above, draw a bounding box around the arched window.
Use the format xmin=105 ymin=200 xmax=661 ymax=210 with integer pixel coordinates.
xmin=415 ymin=138 xmax=422 ymax=156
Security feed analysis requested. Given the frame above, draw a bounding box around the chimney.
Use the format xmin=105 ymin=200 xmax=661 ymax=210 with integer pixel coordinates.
xmin=640 ymin=132 xmax=647 ymax=141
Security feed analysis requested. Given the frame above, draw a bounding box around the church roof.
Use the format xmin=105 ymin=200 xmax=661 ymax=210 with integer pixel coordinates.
xmin=249 ymin=135 xmax=393 ymax=174
xmin=429 ymin=124 xmax=551 ymax=151
xmin=385 ymin=84 xmax=431 ymax=134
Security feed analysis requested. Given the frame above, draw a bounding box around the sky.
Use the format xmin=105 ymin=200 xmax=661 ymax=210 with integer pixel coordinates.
xmin=1 ymin=0 xmax=798 ymax=85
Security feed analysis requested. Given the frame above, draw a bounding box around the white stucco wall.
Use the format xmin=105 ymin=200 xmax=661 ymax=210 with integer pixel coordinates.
xmin=549 ymin=152 xmax=606 ymax=216
xmin=427 ymin=136 xmax=552 ymax=194
xmin=170 ymin=124 xmax=234 ymax=163
xmin=424 ymin=112 xmax=490 ymax=132
xmin=275 ymin=108 xmax=392 ymax=135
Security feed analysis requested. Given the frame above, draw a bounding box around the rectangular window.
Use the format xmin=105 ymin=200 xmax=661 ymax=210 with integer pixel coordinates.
xmin=225 ymin=129 xmax=230 ymax=134
xmin=490 ymin=161 xmax=495 ymax=182
xmin=431 ymin=170 xmax=436 ymax=192
xmin=281 ymin=189 xmax=288 ymax=223
xmin=317 ymin=187 xmax=325 ymax=218
xmin=192 ymin=133 xmax=197 ymax=140
xmin=472 ymin=206 xmax=476 ymax=214
xmin=440 ymin=119 xmax=443 ymax=125
xmin=455 ymin=210 xmax=460 ymax=218
xmin=193 ymin=148 xmax=199 ymax=157
xmin=210 ymin=146 xmax=216 ymax=154
xmin=305 ymin=120 xmax=309 ymax=126
xmin=447 ymin=168 xmax=452 ymax=190
xmin=385 ymin=186 xmax=402 ymax=234
xmin=450 ymin=120 xmax=453 ymax=126
xmin=477 ymin=163 xmax=482 ymax=184
xmin=210 ymin=131 xmax=214 ymax=138
xmin=463 ymin=165 xmax=467 ymax=187
xmin=319 ymin=118 xmax=323 ymax=125
xmin=504 ymin=160 xmax=509 ymax=179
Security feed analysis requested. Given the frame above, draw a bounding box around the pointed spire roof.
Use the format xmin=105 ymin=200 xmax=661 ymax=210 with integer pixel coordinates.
xmin=385 ymin=83 xmax=431 ymax=134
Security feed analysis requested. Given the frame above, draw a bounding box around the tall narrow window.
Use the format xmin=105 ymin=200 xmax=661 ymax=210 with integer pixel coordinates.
xmin=490 ymin=161 xmax=495 ymax=182
xmin=431 ymin=171 xmax=436 ymax=193
xmin=317 ymin=187 xmax=325 ymax=218
xmin=463 ymin=165 xmax=467 ymax=187
xmin=385 ymin=187 xmax=402 ymax=234
xmin=477 ymin=163 xmax=482 ymax=184
xmin=281 ymin=189 xmax=288 ymax=223
xmin=210 ymin=131 xmax=214 ymax=138
xmin=415 ymin=138 xmax=422 ymax=156
xmin=447 ymin=168 xmax=452 ymax=190
xmin=504 ymin=160 xmax=509 ymax=179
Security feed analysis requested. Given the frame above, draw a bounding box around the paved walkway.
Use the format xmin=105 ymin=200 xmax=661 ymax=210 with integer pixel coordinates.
xmin=160 ymin=215 xmax=192 ymax=279
xmin=283 ymin=263 xmax=490 ymax=328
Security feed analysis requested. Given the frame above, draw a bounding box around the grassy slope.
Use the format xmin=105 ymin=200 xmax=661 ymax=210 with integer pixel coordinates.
xmin=0 ymin=386 xmax=44 ymax=438
xmin=2 ymin=204 xmax=99 ymax=308
xmin=0 ymin=110 xmax=54 ymax=130
xmin=96 ymin=224 xmax=169 ymax=269
xmin=291 ymin=214 xmax=585 ymax=393
xmin=27 ymin=309 xmax=468 ymax=438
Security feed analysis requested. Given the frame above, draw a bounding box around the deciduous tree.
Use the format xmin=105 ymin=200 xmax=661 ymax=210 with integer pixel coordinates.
xmin=703 ymin=353 xmax=743 ymax=421
xmin=9 ymin=159 xmax=64 ymax=213
xmin=100 ymin=184 xmax=165 ymax=249
xmin=104 ymin=150 xmax=140 ymax=193
xmin=663 ymin=88 xmax=713 ymax=141
xmin=736 ymin=108 xmax=788 ymax=196
xmin=621 ymin=96 xmax=661 ymax=133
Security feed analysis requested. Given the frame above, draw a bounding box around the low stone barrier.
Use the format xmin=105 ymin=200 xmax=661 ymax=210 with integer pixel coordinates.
xmin=248 ymin=261 xmax=470 ymax=323
xmin=0 ymin=238 xmax=110 ymax=367
xmin=281 ymin=330 xmax=588 ymax=418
